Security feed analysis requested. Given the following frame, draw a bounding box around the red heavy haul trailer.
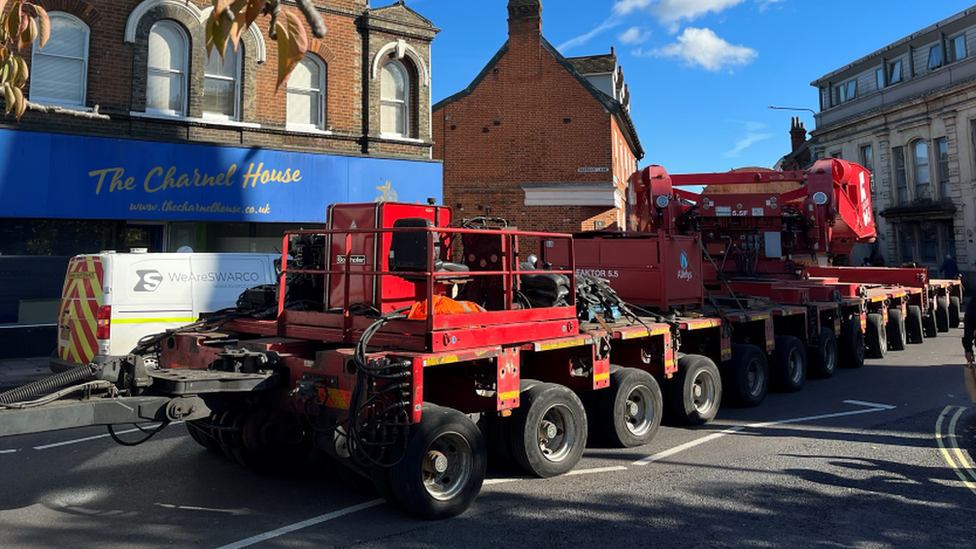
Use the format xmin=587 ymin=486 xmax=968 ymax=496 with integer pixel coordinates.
xmin=0 ymin=202 xmax=721 ymax=520
xmin=557 ymin=158 xmax=962 ymax=409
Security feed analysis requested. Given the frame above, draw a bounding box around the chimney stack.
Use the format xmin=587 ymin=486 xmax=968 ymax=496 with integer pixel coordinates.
xmin=508 ymin=0 xmax=543 ymax=41
xmin=790 ymin=117 xmax=807 ymax=153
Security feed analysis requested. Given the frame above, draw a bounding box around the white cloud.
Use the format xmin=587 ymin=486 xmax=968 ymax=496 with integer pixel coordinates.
xmin=558 ymin=16 xmax=620 ymax=52
xmin=651 ymin=0 xmax=746 ymax=24
xmin=757 ymin=0 xmax=787 ymax=12
xmin=725 ymin=132 xmax=773 ymax=158
xmin=651 ymin=28 xmax=757 ymax=71
xmin=613 ymin=0 xmax=655 ymax=16
xmin=618 ymin=27 xmax=651 ymax=45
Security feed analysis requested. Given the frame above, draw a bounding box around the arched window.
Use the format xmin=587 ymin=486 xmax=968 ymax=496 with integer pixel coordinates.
xmin=381 ymin=60 xmax=409 ymax=137
xmin=287 ymin=55 xmax=325 ymax=129
xmin=203 ymin=45 xmax=240 ymax=120
xmin=146 ymin=21 xmax=188 ymax=116
xmin=912 ymin=140 xmax=930 ymax=200
xmin=30 ymin=13 xmax=89 ymax=107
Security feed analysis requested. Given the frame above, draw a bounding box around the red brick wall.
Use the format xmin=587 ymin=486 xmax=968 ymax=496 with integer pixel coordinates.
xmin=433 ymin=32 xmax=623 ymax=235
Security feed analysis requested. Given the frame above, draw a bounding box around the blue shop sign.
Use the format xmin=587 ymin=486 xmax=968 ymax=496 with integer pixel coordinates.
xmin=0 ymin=129 xmax=442 ymax=223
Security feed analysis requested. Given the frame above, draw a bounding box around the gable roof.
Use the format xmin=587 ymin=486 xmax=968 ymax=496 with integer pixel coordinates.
xmin=567 ymin=54 xmax=616 ymax=75
xmin=369 ymin=1 xmax=438 ymax=31
xmin=433 ymin=38 xmax=644 ymax=160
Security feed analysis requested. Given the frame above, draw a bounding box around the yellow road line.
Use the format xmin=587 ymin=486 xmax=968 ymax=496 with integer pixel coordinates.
xmin=947 ymin=406 xmax=976 ymax=483
xmin=935 ymin=405 xmax=976 ymax=496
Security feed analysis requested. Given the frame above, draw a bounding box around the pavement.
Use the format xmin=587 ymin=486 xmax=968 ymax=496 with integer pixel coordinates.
xmin=0 ymin=356 xmax=51 ymax=392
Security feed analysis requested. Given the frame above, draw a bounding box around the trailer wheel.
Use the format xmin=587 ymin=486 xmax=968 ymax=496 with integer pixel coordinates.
xmin=667 ymin=354 xmax=722 ymax=425
xmin=936 ymin=296 xmax=950 ymax=333
xmin=771 ymin=335 xmax=807 ymax=391
xmin=808 ymin=328 xmax=838 ymax=378
xmin=596 ymin=366 xmax=662 ymax=447
xmin=949 ymin=296 xmax=961 ymax=329
xmin=838 ymin=320 xmax=865 ymax=369
xmin=865 ymin=313 xmax=887 ymax=359
xmin=509 ymin=383 xmax=588 ymax=477
xmin=186 ymin=420 xmax=222 ymax=455
xmin=390 ymin=404 xmax=486 ymax=520
xmin=485 ymin=379 xmax=542 ymax=469
xmin=906 ymin=305 xmax=924 ymax=344
xmin=886 ymin=307 xmax=907 ymax=351
xmin=724 ymin=344 xmax=768 ymax=407
xmin=231 ymin=409 xmax=312 ymax=475
xmin=923 ymin=303 xmax=938 ymax=338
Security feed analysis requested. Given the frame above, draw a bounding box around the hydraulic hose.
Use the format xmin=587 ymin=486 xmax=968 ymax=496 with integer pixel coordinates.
xmin=0 ymin=363 xmax=100 ymax=405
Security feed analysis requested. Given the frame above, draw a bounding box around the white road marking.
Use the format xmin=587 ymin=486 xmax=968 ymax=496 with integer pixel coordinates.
xmin=213 ymin=499 xmax=385 ymax=549
xmin=33 ymin=421 xmax=183 ymax=450
xmin=567 ymin=465 xmax=628 ymax=476
xmin=156 ymin=503 xmax=252 ymax=516
xmin=483 ymin=477 xmax=521 ymax=486
xmin=0 ymin=449 xmax=19 ymax=454
xmin=634 ymin=401 xmax=896 ymax=466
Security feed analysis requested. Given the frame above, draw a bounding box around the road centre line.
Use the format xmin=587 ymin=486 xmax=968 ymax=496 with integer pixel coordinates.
xmin=213 ymin=499 xmax=384 ymax=549
xmin=0 ymin=449 xmax=19 ymax=454
xmin=32 ymin=421 xmax=183 ymax=451
xmin=935 ymin=405 xmax=976 ymax=495
xmin=634 ymin=400 xmax=897 ymax=466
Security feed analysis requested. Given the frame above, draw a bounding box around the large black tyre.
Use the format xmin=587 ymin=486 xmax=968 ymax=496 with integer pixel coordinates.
xmin=808 ymin=327 xmax=838 ymax=379
xmin=509 ymin=383 xmax=588 ymax=477
xmin=230 ymin=409 xmax=312 ymax=475
xmin=186 ymin=421 xmax=223 ymax=454
xmin=666 ymin=354 xmax=722 ymax=425
xmin=886 ymin=307 xmax=907 ymax=351
xmin=723 ymin=344 xmax=769 ymax=407
xmin=950 ymin=295 xmax=961 ymax=329
xmin=839 ymin=319 xmax=865 ymax=368
xmin=595 ymin=366 xmax=662 ymax=448
xmin=923 ymin=303 xmax=938 ymax=338
xmin=389 ymin=404 xmax=486 ymax=520
xmin=906 ymin=305 xmax=924 ymax=344
xmin=865 ymin=312 xmax=887 ymax=359
xmin=484 ymin=379 xmax=542 ymax=469
xmin=770 ymin=335 xmax=807 ymax=391
xmin=936 ymin=296 xmax=950 ymax=333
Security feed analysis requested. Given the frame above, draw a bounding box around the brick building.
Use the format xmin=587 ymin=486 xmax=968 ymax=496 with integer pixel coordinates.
xmin=432 ymin=0 xmax=643 ymax=235
xmin=0 ymin=0 xmax=442 ymax=356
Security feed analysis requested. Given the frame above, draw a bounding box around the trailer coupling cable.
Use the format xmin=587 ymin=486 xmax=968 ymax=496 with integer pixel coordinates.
xmin=0 ymin=380 xmax=114 ymax=409
xmin=108 ymin=421 xmax=171 ymax=447
xmin=0 ymin=362 xmax=102 ymax=405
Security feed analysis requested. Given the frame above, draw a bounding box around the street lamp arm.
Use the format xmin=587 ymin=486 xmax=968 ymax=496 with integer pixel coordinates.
xmin=768 ymin=105 xmax=817 ymax=115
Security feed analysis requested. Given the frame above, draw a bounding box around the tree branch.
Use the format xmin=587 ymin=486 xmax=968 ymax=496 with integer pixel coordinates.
xmin=25 ymin=101 xmax=110 ymax=120
xmin=296 ymin=0 xmax=327 ymax=38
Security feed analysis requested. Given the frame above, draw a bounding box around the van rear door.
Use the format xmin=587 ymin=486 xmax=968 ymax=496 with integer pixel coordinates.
xmin=57 ymin=256 xmax=105 ymax=365
xmin=111 ymin=256 xmax=194 ymax=355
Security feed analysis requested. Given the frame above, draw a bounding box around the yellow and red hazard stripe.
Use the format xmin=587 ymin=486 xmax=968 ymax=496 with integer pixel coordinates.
xmin=57 ymin=257 xmax=104 ymax=365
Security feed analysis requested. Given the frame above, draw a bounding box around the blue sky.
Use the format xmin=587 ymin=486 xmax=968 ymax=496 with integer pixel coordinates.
xmin=405 ymin=0 xmax=976 ymax=174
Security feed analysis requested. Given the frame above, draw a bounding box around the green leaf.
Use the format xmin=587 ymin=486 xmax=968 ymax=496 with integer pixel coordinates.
xmin=6 ymin=2 xmax=21 ymax=43
xmin=13 ymin=53 xmax=26 ymax=86
xmin=4 ymin=83 xmax=14 ymax=115
xmin=12 ymin=83 xmax=24 ymax=120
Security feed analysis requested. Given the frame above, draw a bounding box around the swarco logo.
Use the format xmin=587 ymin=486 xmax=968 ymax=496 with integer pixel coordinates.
xmin=134 ymin=270 xmax=163 ymax=292
xmin=677 ymin=253 xmax=693 ymax=282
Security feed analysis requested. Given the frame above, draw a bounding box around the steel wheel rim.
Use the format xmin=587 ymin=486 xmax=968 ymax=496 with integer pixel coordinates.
xmin=537 ymin=404 xmax=576 ymax=463
xmin=624 ymin=384 xmax=656 ymax=437
xmin=422 ymin=431 xmax=473 ymax=502
xmin=746 ymin=359 xmax=765 ymax=398
xmin=691 ymin=369 xmax=716 ymax=414
xmin=787 ymin=348 xmax=803 ymax=385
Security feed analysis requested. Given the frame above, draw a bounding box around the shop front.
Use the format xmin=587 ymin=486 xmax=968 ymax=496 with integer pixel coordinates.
xmin=0 ymin=128 xmax=443 ymax=358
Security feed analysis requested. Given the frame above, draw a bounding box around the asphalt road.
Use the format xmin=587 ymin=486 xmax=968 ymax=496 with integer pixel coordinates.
xmin=1 ymin=329 xmax=975 ymax=549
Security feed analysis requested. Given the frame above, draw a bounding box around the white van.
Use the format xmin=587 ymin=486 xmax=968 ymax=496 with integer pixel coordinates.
xmin=51 ymin=252 xmax=279 ymax=372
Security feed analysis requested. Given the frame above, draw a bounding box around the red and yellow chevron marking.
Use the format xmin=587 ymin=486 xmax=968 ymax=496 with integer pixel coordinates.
xmin=57 ymin=257 xmax=104 ymax=365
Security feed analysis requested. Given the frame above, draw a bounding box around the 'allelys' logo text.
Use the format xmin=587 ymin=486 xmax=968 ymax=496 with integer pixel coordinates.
xmin=677 ymin=253 xmax=693 ymax=281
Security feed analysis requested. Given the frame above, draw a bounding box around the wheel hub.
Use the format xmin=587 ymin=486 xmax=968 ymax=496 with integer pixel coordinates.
xmin=540 ymin=420 xmax=558 ymax=440
xmin=626 ymin=400 xmax=639 ymax=417
xmin=423 ymin=450 xmax=449 ymax=474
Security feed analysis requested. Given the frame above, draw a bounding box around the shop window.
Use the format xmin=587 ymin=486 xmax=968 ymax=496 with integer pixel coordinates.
xmin=29 ymin=13 xmax=89 ymax=108
xmin=287 ymin=55 xmax=326 ymax=130
xmin=146 ymin=21 xmax=188 ymax=116
xmin=203 ymin=44 xmax=241 ymax=120
xmin=381 ymin=60 xmax=409 ymax=137
xmin=912 ymin=140 xmax=931 ymax=200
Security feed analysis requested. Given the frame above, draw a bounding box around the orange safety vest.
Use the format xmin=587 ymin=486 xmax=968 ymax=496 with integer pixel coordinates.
xmin=408 ymin=295 xmax=486 ymax=320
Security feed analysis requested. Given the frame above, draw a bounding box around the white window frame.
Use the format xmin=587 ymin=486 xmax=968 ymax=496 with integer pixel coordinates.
xmin=912 ymin=139 xmax=931 ymax=200
xmin=380 ymin=60 xmax=410 ymax=138
xmin=202 ymin=45 xmax=242 ymax=121
xmin=286 ymin=55 xmax=326 ymax=131
xmin=29 ymin=12 xmax=89 ymax=108
xmin=832 ymin=78 xmax=856 ymax=106
xmin=146 ymin=20 xmax=188 ymax=117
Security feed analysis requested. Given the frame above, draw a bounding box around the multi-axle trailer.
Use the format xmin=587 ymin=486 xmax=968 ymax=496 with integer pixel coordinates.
xmin=0 ymin=159 xmax=962 ymax=520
